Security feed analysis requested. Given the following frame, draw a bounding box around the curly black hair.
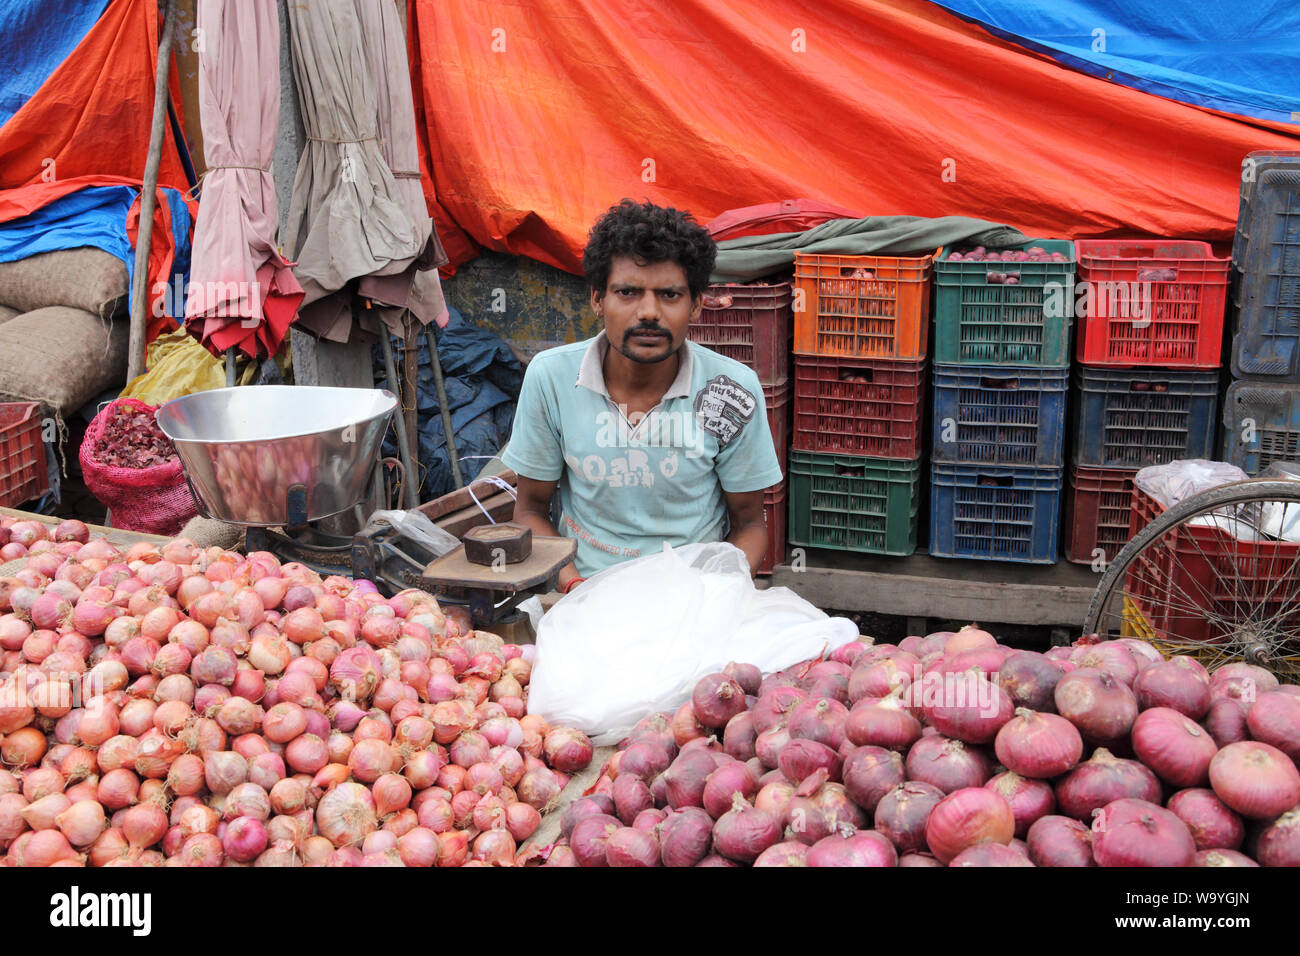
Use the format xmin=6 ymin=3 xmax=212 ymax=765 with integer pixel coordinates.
xmin=582 ymin=199 xmax=716 ymax=299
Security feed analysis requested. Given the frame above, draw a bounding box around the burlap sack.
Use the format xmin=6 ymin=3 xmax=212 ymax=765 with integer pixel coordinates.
xmin=0 ymin=249 xmax=128 ymax=318
xmin=0 ymin=307 xmax=129 ymax=416
xmin=179 ymin=515 xmax=245 ymax=551
xmin=0 ymin=305 xmax=20 ymax=324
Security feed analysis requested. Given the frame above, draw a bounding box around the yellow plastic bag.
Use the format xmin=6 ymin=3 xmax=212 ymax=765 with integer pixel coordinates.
xmin=119 ymin=328 xmax=257 ymax=404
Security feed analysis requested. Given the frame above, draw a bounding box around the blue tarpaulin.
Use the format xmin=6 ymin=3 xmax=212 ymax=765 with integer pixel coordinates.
xmin=0 ymin=185 xmax=193 ymax=322
xmin=374 ymin=307 xmax=522 ymax=500
xmin=0 ymin=0 xmax=110 ymax=126
xmin=929 ymin=0 xmax=1300 ymax=122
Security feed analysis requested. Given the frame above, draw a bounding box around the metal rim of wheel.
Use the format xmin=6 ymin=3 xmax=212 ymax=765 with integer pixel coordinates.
xmin=1083 ymin=479 xmax=1300 ymax=681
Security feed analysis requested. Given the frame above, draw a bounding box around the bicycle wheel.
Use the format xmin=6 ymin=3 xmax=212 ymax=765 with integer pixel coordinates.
xmin=1084 ymin=479 xmax=1300 ymax=681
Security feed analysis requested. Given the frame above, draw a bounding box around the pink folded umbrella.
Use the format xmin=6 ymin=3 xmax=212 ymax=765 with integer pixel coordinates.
xmin=185 ymin=0 xmax=303 ymax=360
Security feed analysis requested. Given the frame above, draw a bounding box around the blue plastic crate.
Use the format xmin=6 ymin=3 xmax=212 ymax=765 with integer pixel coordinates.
xmin=930 ymin=462 xmax=1061 ymax=564
xmin=932 ymin=364 xmax=1067 ymax=466
xmin=1233 ymin=156 xmax=1300 ymax=380
xmin=1072 ymin=366 xmax=1220 ymax=468
xmin=1222 ymin=381 xmax=1300 ymax=476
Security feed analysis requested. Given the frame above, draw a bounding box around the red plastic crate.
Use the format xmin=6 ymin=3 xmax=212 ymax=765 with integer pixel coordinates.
xmin=1075 ymin=240 xmax=1229 ymax=368
xmin=0 ymin=402 xmax=49 ymax=508
xmin=792 ymin=354 xmax=925 ymax=458
xmin=690 ymin=282 xmax=792 ymax=385
xmin=1125 ymin=484 xmax=1300 ymax=648
xmin=1063 ymin=465 xmax=1136 ymax=565
xmin=758 ymin=482 xmax=787 ymax=575
xmin=793 ymin=252 xmax=933 ymax=359
xmin=764 ymin=381 xmax=790 ymax=461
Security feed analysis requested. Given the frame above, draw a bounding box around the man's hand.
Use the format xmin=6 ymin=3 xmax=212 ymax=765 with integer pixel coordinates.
xmin=723 ymin=488 xmax=769 ymax=575
xmin=513 ymin=474 xmax=581 ymax=590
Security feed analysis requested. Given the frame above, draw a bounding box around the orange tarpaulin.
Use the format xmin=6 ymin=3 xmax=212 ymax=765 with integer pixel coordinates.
xmin=408 ymin=0 xmax=1300 ymax=275
xmin=0 ymin=0 xmax=191 ymax=192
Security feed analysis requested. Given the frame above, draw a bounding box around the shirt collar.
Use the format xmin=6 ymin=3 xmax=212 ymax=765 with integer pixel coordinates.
xmin=574 ymin=330 xmax=694 ymax=401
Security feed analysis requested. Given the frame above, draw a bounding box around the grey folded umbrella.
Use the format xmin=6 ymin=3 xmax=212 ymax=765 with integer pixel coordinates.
xmin=282 ymin=0 xmax=433 ymax=342
xmin=355 ymin=0 xmax=448 ymax=338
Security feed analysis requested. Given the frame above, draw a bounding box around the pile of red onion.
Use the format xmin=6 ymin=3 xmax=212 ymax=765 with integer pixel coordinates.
xmin=0 ymin=518 xmax=593 ymax=867
xmin=557 ymin=626 xmax=1300 ymax=866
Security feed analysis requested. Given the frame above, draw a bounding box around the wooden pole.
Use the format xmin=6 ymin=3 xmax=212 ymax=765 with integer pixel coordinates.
xmin=401 ymin=314 xmax=420 ymax=477
xmin=127 ymin=0 xmax=179 ymax=384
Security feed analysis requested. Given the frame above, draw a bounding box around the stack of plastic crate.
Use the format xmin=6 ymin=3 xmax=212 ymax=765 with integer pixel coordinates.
xmin=1064 ymin=240 xmax=1229 ymax=565
xmin=786 ymin=252 xmax=934 ymax=556
xmin=688 ymin=282 xmax=792 ymax=573
xmin=1222 ymin=151 xmax=1300 ymax=477
xmin=929 ymin=240 xmax=1074 ymax=563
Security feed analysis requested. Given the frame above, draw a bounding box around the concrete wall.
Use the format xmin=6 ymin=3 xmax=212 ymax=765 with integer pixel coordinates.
xmin=439 ymin=250 xmax=596 ymax=363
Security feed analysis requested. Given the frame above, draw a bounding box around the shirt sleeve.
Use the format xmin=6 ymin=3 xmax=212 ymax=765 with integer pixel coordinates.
xmin=714 ymin=367 xmax=785 ymax=494
xmin=500 ymin=355 xmax=564 ymax=482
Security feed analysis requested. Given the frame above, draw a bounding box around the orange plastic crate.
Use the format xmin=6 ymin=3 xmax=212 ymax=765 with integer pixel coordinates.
xmin=0 ymin=402 xmax=48 ymax=508
xmin=793 ymin=252 xmax=933 ymax=359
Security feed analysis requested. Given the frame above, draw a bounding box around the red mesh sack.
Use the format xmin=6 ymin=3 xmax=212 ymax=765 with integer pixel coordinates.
xmin=79 ymin=397 xmax=197 ymax=535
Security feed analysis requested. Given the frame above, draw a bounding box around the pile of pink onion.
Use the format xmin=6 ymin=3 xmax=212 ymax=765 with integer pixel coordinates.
xmin=557 ymin=625 xmax=1300 ymax=866
xmin=0 ymin=517 xmax=593 ymax=867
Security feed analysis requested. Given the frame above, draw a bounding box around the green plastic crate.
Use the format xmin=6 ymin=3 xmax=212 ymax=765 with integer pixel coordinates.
xmin=787 ymin=451 xmax=921 ymax=555
xmin=933 ymin=239 xmax=1075 ymax=367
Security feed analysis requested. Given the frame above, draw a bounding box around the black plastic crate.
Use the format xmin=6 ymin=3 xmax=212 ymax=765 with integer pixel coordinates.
xmin=1071 ymin=366 xmax=1220 ymax=468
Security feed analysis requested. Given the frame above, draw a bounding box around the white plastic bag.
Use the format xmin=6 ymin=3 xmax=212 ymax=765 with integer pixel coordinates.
xmin=1134 ymin=459 xmax=1248 ymax=510
xmin=526 ymin=542 xmax=858 ymax=744
xmin=366 ymin=509 xmax=460 ymax=558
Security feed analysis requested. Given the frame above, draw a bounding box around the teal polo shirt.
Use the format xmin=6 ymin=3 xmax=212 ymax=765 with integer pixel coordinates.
xmin=501 ymin=332 xmax=784 ymax=577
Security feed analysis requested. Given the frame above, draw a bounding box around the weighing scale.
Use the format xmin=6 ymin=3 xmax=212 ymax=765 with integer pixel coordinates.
xmin=157 ymin=386 xmax=575 ymax=639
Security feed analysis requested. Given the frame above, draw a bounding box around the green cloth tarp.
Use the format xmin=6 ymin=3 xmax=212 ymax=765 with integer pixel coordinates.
xmin=710 ymin=215 xmax=1031 ymax=283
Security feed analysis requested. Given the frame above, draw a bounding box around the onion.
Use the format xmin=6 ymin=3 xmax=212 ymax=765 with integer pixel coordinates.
xmin=722 ymin=661 xmax=762 ymax=696
xmin=998 ymin=652 xmax=1063 ymax=712
xmin=570 ymin=814 xmax=621 ymax=867
xmin=711 ymin=792 xmax=779 ymax=863
xmin=786 ymin=780 xmax=865 ymax=846
xmin=845 ymin=692 xmax=922 ymax=750
xmin=617 ymin=741 xmax=672 ymax=783
xmin=753 ymin=840 xmax=809 ymax=866
xmin=1131 ymin=707 xmax=1217 ymax=787
xmin=1054 ymin=668 xmax=1137 ymax=742
xmin=316 ymin=781 xmax=376 ymax=848
xmin=940 ymin=624 xmax=992 ymax=656
xmin=516 ymin=766 xmax=562 ymax=811
xmin=1070 ymin=642 xmax=1139 ymax=686
xmin=559 ymin=795 xmax=616 ymax=841
xmin=663 ymin=748 xmax=717 ymax=809
xmin=1166 ymin=788 xmax=1244 ymax=851
xmin=604 ymin=826 xmax=659 ymax=867
xmin=689 ymin=673 xmax=746 ymax=730
xmin=1133 ymin=657 xmax=1210 ymax=719
xmin=1026 ymin=815 xmax=1095 ymax=867
xmin=701 ymin=761 xmax=758 ymax=819
xmin=1055 ymin=747 xmax=1161 ymax=821
xmin=778 ymin=739 xmax=841 ymax=785
xmin=904 ymin=734 xmax=992 ymax=793
xmin=841 ymin=745 xmax=904 ymax=814
xmin=1209 ymin=741 xmax=1300 ymax=819
xmin=922 ymin=670 xmax=1013 ymax=744
xmin=750 ymin=689 xmax=806 ymax=738
xmin=1195 ymin=849 xmax=1259 ymax=867
xmin=1255 ymin=808 xmax=1300 ymax=867
xmin=658 ymin=806 xmax=713 ymax=867
xmin=994 ymin=708 xmax=1082 ymax=778
xmin=222 ymin=816 xmax=268 ymax=863
xmin=925 ymin=787 xmax=1015 ymax=864
xmin=848 ymin=656 xmax=917 ymax=703
xmin=1245 ymin=691 xmax=1300 ymax=761
xmin=1202 ymin=697 xmax=1250 ymax=747
xmin=786 ymin=697 xmax=849 ymax=751
xmin=1092 ymin=798 xmax=1196 ymax=867
xmin=985 ymin=772 xmax=1055 ymax=838
xmin=807 ymin=827 xmax=898 ymax=867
